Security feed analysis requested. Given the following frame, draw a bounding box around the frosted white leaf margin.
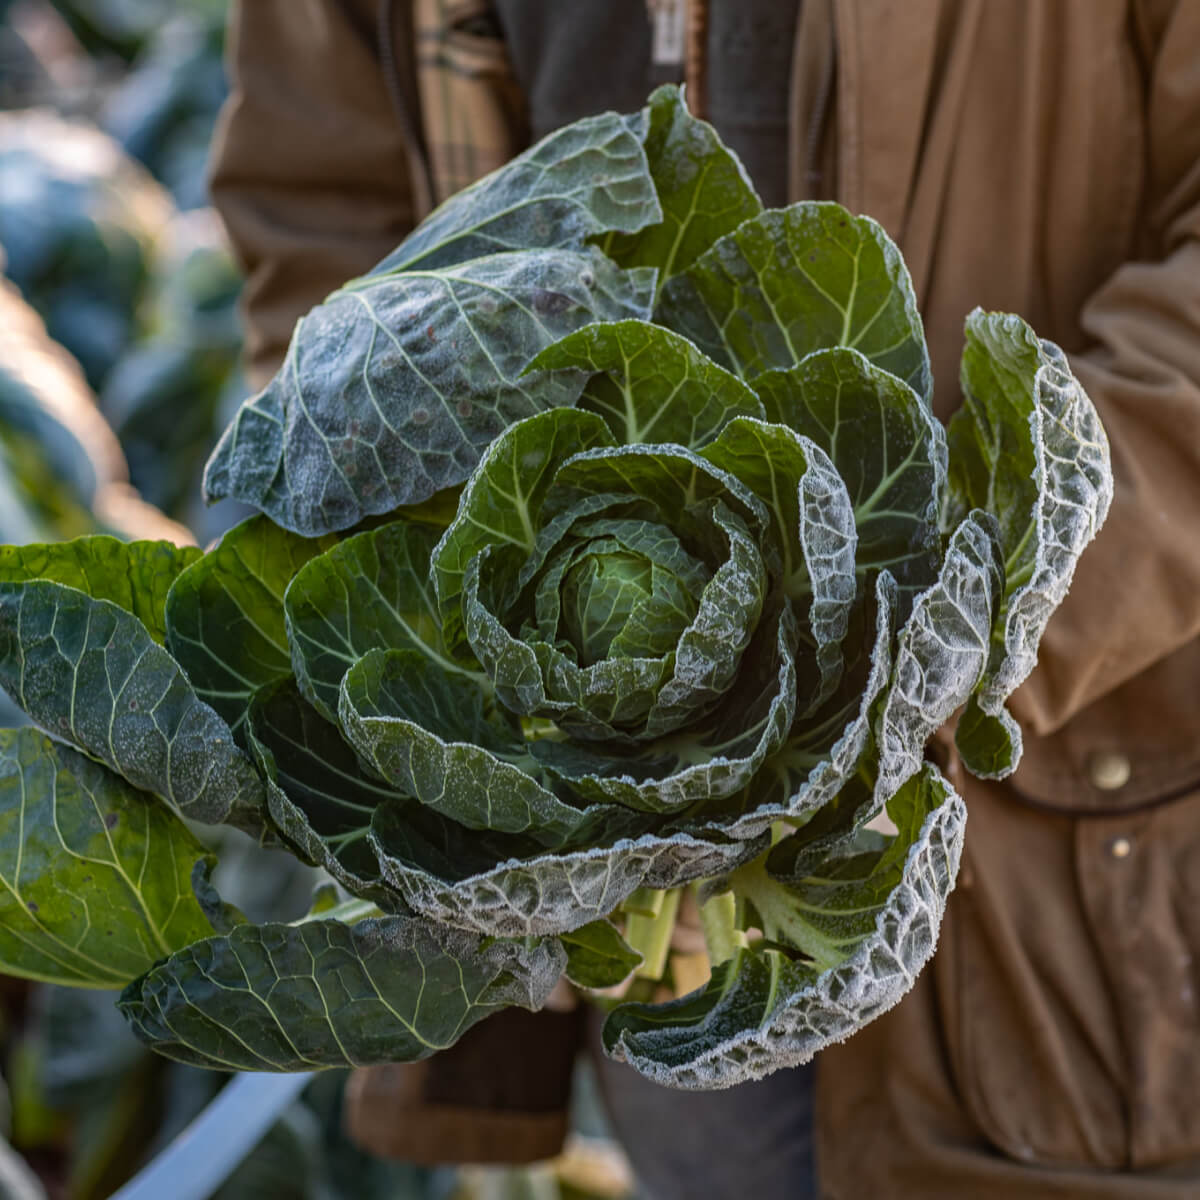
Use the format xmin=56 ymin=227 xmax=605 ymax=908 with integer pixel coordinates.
xmin=970 ymin=313 xmax=1113 ymax=717
xmin=607 ymin=765 xmax=965 ymax=1089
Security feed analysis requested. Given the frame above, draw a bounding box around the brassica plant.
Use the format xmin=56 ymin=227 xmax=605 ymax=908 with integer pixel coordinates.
xmin=0 ymin=88 xmax=1111 ymax=1089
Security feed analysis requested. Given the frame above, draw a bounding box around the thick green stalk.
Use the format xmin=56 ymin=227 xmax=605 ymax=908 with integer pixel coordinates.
xmin=621 ymin=886 xmax=667 ymax=919
xmin=625 ymin=888 xmax=681 ymax=980
xmin=696 ymin=886 xmax=745 ymax=966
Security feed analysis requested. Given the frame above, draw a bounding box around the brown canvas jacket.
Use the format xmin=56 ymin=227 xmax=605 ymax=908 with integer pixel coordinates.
xmin=210 ymin=1 xmax=1200 ymax=1193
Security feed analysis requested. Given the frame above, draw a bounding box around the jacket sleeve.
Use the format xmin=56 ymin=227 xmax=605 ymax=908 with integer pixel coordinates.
xmin=1010 ymin=0 xmax=1200 ymax=736
xmin=209 ymin=0 xmax=425 ymax=388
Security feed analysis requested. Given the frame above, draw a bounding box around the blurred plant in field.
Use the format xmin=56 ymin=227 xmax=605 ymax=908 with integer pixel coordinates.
xmin=0 ymin=107 xmax=247 ymax=536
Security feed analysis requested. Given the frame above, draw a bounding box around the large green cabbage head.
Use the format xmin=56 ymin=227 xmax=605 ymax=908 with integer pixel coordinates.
xmin=0 ymin=88 xmax=1111 ymax=1089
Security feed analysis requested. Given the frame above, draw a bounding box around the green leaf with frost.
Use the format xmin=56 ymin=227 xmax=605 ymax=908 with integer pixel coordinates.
xmin=526 ymin=320 xmax=764 ymax=449
xmin=0 ymin=581 xmax=265 ymax=831
xmin=874 ymin=514 xmax=1003 ymax=804
xmin=246 ymin=680 xmax=402 ymax=908
xmin=709 ymin=572 xmax=897 ymax=842
xmin=753 ymin=347 xmax=945 ymax=611
xmin=945 ymin=310 xmax=1113 ymax=777
xmin=369 ymin=798 xmax=765 ymax=939
xmin=658 ymin=203 xmax=931 ymax=400
xmin=561 ymin=920 xmax=643 ymax=989
xmin=374 ymin=111 xmax=660 ymax=273
xmin=461 ymin=490 xmax=770 ymax=745
xmin=523 ymin=319 xmax=758 ymax=451
xmin=285 ymin=520 xmax=466 ymax=723
xmin=432 ymin=407 xmax=616 ymax=638
xmin=204 ymin=248 xmax=655 ymax=536
xmin=0 ymin=727 xmax=214 ymax=988
xmin=529 ymin=599 xmax=799 ymax=814
xmin=602 ymin=766 xmax=963 ymax=1087
xmin=118 ymin=916 xmax=565 ymax=1071
xmin=339 ymin=648 xmax=607 ymax=846
xmin=602 ymin=85 xmax=762 ymax=289
xmin=701 ymin=417 xmax=856 ymax=710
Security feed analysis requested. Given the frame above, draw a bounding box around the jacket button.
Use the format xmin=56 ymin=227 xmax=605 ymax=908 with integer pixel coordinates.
xmin=1109 ymin=836 xmax=1133 ymax=859
xmin=1088 ymin=751 xmax=1131 ymax=791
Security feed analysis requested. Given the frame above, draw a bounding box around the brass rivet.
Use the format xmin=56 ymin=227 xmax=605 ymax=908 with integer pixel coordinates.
xmin=1089 ymin=752 xmax=1131 ymax=791
xmin=1109 ymin=837 xmax=1133 ymax=860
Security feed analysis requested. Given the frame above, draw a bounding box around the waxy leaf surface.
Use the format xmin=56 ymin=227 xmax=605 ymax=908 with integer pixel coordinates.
xmin=0 ymin=728 xmax=214 ymax=988
xmin=0 ymin=581 xmax=265 ymax=830
xmin=286 ymin=520 xmax=463 ymax=723
xmin=658 ymin=204 xmax=931 ymax=401
xmin=603 ymin=85 xmax=762 ymax=289
xmin=374 ymin=111 xmax=660 ymax=273
xmin=119 ymin=916 xmax=565 ymax=1071
xmin=561 ymin=919 xmax=643 ymax=989
xmin=603 ymin=766 xmax=963 ymax=1087
xmin=527 ymin=319 xmax=764 ymax=449
xmin=166 ymin=516 xmax=336 ymax=736
xmin=0 ymin=537 xmax=199 ymax=644
xmin=753 ymin=347 xmax=945 ymax=611
xmin=945 ymin=312 xmax=1112 ymax=776
xmin=205 ymin=248 xmax=655 ymax=535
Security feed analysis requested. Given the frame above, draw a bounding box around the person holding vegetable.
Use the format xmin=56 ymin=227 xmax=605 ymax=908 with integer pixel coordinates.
xmin=208 ymin=1 xmax=1200 ymax=1196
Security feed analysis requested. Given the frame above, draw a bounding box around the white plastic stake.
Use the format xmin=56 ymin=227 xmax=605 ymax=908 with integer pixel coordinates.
xmin=107 ymin=1071 xmax=315 ymax=1200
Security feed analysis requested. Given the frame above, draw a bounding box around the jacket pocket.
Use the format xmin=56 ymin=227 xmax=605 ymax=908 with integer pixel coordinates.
xmin=1009 ymin=641 xmax=1200 ymax=817
xmin=414 ymin=0 xmax=529 ymax=201
xmin=941 ymin=771 xmax=1200 ymax=1169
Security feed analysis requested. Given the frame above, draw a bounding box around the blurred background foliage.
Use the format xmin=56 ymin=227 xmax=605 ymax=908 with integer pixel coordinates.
xmin=0 ymin=3 xmax=637 ymax=1196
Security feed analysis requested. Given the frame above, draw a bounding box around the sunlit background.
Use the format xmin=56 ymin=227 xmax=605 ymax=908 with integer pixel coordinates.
xmin=0 ymin=4 xmax=635 ymax=1196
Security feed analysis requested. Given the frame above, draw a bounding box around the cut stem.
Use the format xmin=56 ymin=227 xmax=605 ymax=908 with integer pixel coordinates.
xmin=621 ymin=886 xmax=666 ymax=920
xmin=697 ymin=886 xmax=744 ymax=967
xmin=626 ymin=888 xmax=681 ymax=981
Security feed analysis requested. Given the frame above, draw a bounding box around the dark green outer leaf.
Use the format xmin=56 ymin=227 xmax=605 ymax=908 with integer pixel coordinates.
xmin=603 ymin=85 xmax=763 ymax=289
xmin=525 ymin=319 xmax=764 ymax=449
xmin=560 ymin=920 xmax=642 ymax=989
xmin=753 ymin=346 xmax=945 ymax=611
xmin=373 ymin=111 xmax=660 ymax=273
xmin=0 ymin=727 xmax=214 ymax=988
xmin=338 ymin=648 xmax=606 ymax=847
xmin=204 ymin=248 xmax=655 ymax=536
xmin=658 ymin=203 xmax=931 ymax=401
xmin=165 ymin=517 xmax=336 ymax=736
xmin=118 ymin=916 xmax=565 ymax=1071
xmin=714 ymin=571 xmax=898 ymax=842
xmin=285 ymin=520 xmax=467 ymax=723
xmin=369 ymin=800 xmax=767 ymax=938
xmin=603 ymin=765 xmax=964 ymax=1088
xmin=0 ymin=537 xmax=200 ymax=645
xmin=946 ymin=311 xmax=1112 ymax=777
xmin=875 ymin=515 xmax=1003 ymax=806
xmin=246 ymin=681 xmax=403 ymax=909
xmin=0 ymin=581 xmax=266 ymax=831
xmin=701 ymin=418 xmax=857 ymax=712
